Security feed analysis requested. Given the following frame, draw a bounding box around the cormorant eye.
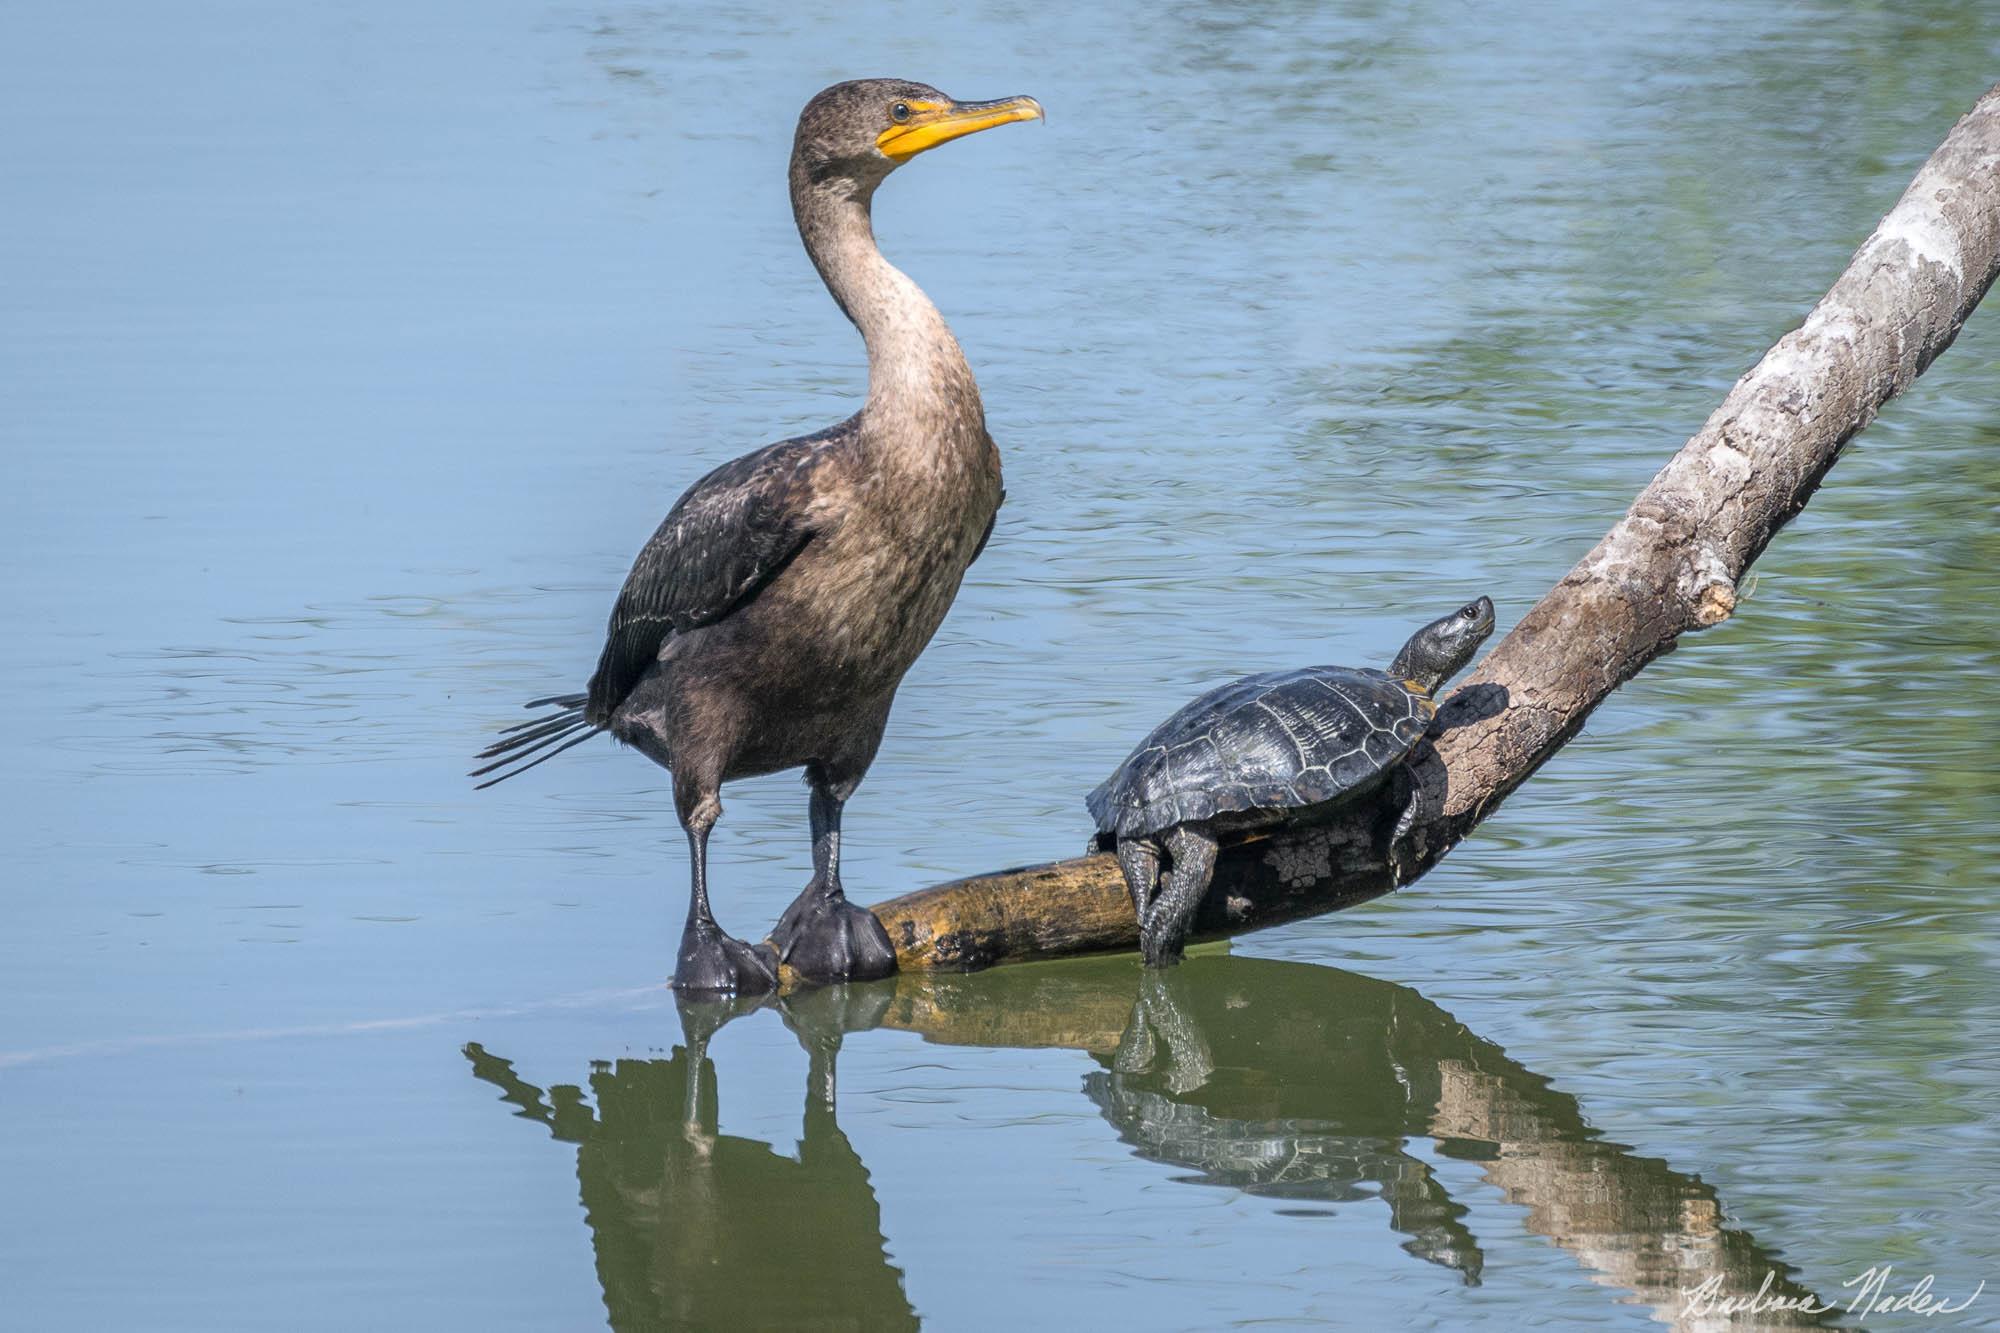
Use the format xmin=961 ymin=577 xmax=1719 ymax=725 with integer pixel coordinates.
xmin=890 ymin=102 xmax=911 ymax=123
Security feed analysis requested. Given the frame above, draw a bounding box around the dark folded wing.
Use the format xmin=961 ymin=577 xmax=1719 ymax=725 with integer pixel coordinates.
xmin=970 ymin=487 xmax=1005 ymax=564
xmin=585 ymin=426 xmax=844 ymax=721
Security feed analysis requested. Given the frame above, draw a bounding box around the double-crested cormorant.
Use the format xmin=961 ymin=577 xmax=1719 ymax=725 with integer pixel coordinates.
xmin=474 ymin=80 xmax=1043 ymax=993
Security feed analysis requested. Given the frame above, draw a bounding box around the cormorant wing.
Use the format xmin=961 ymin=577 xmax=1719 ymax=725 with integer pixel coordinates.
xmin=969 ymin=486 xmax=1004 ymax=565
xmin=586 ymin=429 xmax=840 ymax=719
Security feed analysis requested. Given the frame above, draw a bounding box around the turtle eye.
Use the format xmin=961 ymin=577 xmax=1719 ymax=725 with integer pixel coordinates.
xmin=890 ymin=102 xmax=912 ymax=123
xmin=1460 ymin=604 xmax=1479 ymax=620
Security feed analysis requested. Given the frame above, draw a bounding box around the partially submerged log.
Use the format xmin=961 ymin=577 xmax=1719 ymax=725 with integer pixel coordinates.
xmin=838 ymin=85 xmax=2000 ymax=975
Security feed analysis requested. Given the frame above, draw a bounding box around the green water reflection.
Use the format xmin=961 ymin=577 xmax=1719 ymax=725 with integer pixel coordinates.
xmin=468 ymin=992 xmax=917 ymax=1332
xmin=469 ymin=956 xmax=1834 ymax=1329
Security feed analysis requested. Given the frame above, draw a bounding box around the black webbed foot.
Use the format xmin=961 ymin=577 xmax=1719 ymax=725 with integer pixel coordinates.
xmin=768 ymin=878 xmax=898 ymax=984
xmin=673 ymin=988 xmax=773 ymax=1036
xmin=673 ymin=919 xmax=779 ymax=995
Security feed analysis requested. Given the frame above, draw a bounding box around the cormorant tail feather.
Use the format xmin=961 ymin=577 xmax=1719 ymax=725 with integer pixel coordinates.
xmin=472 ymin=694 xmax=601 ymax=788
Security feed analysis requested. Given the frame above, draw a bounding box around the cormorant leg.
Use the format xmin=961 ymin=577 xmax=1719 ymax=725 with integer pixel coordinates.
xmin=672 ymin=791 xmax=777 ymax=995
xmin=675 ymin=997 xmax=720 ymax=1154
xmin=1142 ymin=824 xmax=1218 ymax=967
xmin=672 ymin=991 xmax=765 ymax=1149
xmin=1115 ymin=838 xmax=1162 ymax=922
xmin=768 ymin=778 xmax=898 ymax=984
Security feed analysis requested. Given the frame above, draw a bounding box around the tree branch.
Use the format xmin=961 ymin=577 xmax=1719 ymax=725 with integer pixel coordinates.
xmin=832 ymin=83 xmax=2000 ymax=975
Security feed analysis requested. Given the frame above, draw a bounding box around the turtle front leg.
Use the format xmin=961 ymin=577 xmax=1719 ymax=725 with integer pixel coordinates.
xmin=1388 ymin=765 xmax=1428 ymax=885
xmin=1143 ymin=824 xmax=1218 ymax=967
xmin=1114 ymin=837 xmax=1163 ymax=922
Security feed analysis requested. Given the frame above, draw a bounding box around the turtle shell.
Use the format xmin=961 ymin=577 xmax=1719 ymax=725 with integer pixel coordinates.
xmin=1085 ymin=666 xmax=1435 ymax=843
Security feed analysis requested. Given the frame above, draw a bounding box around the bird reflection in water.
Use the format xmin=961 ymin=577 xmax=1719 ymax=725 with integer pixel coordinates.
xmin=466 ymin=957 xmax=1835 ymax=1330
xmin=464 ymin=986 xmax=915 ymax=1331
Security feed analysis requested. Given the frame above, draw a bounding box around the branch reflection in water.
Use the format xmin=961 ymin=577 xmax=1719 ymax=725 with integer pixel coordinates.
xmin=465 ymin=957 xmax=1833 ymax=1330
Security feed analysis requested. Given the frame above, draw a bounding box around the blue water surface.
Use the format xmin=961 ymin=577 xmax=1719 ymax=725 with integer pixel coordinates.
xmin=3 ymin=2 xmax=1997 ymax=1328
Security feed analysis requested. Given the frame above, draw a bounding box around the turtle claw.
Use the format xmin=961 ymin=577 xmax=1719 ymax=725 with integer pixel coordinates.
xmin=769 ymin=877 xmax=898 ymax=984
xmin=673 ymin=919 xmax=778 ymax=995
xmin=1139 ymin=906 xmax=1190 ymax=968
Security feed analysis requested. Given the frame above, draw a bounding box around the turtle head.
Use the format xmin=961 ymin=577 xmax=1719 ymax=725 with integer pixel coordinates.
xmin=1389 ymin=597 xmax=1495 ymax=696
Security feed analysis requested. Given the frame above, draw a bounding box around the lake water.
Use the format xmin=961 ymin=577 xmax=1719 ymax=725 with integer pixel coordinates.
xmin=3 ymin=2 xmax=1997 ymax=1328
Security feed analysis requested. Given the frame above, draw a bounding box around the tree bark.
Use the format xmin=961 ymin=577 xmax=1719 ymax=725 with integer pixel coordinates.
xmin=831 ymin=83 xmax=2000 ymax=975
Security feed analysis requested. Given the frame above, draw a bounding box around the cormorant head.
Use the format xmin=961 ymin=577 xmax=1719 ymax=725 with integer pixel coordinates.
xmin=1390 ymin=597 xmax=1496 ymax=696
xmin=793 ymin=79 xmax=1043 ymax=193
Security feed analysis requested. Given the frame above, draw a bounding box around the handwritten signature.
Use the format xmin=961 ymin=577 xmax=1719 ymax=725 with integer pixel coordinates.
xmin=1681 ymin=1266 xmax=1984 ymax=1320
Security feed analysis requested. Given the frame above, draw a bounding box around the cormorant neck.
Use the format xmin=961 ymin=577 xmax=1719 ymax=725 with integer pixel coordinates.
xmin=790 ymin=162 xmax=979 ymax=424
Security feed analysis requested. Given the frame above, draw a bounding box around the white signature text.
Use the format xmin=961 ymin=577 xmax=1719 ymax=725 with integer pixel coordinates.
xmin=1680 ymin=1265 xmax=1984 ymax=1320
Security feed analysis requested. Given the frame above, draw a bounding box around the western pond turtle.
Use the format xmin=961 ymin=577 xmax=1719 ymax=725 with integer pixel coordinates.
xmin=1086 ymin=597 xmax=1495 ymax=964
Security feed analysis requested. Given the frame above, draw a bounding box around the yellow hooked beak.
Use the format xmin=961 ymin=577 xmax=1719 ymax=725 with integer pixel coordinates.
xmin=875 ymin=95 xmax=1045 ymax=164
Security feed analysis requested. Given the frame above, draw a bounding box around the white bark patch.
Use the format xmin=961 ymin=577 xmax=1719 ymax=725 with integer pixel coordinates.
xmin=1585 ymin=515 xmax=1661 ymax=574
xmin=1702 ymin=440 xmax=1753 ymax=487
xmin=1866 ymin=197 xmax=1965 ymax=282
xmin=1803 ymin=305 xmax=1861 ymax=353
xmin=1741 ymin=338 xmax=1817 ymax=400
xmin=1747 ymin=307 xmax=1856 ymax=399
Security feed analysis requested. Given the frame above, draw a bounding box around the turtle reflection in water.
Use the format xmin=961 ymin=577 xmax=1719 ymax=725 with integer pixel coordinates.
xmin=1080 ymin=959 xmax=1836 ymax=1320
xmin=1096 ymin=969 xmax=1482 ymax=1279
xmin=1088 ymin=598 xmax=1496 ymax=964
xmin=466 ymin=957 xmax=1835 ymax=1327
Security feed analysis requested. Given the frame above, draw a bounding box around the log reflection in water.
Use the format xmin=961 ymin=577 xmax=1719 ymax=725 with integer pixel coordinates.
xmin=467 ymin=956 xmax=1834 ymax=1330
xmin=884 ymin=957 xmax=1837 ymax=1330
